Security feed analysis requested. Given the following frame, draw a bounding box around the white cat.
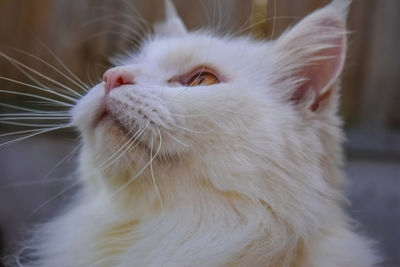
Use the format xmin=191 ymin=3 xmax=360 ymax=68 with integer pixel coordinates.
xmin=10 ymin=0 xmax=379 ymax=266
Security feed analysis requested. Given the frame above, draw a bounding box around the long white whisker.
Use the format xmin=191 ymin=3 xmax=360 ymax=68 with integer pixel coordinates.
xmin=0 ymin=128 xmax=48 ymax=137
xmin=0 ymin=90 xmax=73 ymax=107
xmin=42 ymin=143 xmax=81 ymax=180
xmin=119 ymin=0 xmax=153 ymax=36
xmin=11 ymin=47 xmax=88 ymax=93
xmin=0 ymin=76 xmax=78 ymax=103
xmin=233 ymin=4 xmax=253 ymax=36
xmin=81 ymin=31 xmax=141 ymax=50
xmin=28 ymin=180 xmax=80 ymax=217
xmin=38 ymin=39 xmax=89 ymax=90
xmin=97 ymin=122 xmax=150 ymax=170
xmin=6 ymin=55 xmax=64 ymax=98
xmin=83 ymin=11 xmax=146 ymax=47
xmin=111 ymin=130 xmax=162 ymax=197
xmin=0 ymin=117 xmax=69 ymax=121
xmin=150 ymin=132 xmax=164 ymax=213
xmin=0 ymin=102 xmax=63 ymax=113
xmin=86 ymin=2 xmax=151 ymax=34
xmin=0 ymin=116 xmax=69 ymax=120
xmin=0 ymin=121 xmax=67 ymax=127
xmin=88 ymin=18 xmax=144 ymax=42
xmin=0 ymin=124 xmax=71 ymax=146
xmin=0 ymin=112 xmax=69 ymax=117
xmin=171 ymin=122 xmax=208 ymax=134
xmin=0 ymin=177 xmax=77 ymax=188
xmin=0 ymin=53 xmax=83 ymax=98
xmin=270 ymin=0 xmax=277 ymax=39
xmin=0 ymin=113 xmax=69 ymax=119
xmin=233 ymin=16 xmax=301 ymax=37
xmin=164 ymin=130 xmax=189 ymax=147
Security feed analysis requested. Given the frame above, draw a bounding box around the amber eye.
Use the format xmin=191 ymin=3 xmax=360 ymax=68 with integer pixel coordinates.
xmin=187 ymin=72 xmax=220 ymax=87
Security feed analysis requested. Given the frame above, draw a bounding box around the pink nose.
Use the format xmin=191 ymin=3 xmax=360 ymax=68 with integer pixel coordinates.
xmin=103 ymin=67 xmax=134 ymax=95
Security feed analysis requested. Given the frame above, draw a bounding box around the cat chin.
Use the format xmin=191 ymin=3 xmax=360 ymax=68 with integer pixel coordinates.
xmin=90 ymin=113 xmax=186 ymax=166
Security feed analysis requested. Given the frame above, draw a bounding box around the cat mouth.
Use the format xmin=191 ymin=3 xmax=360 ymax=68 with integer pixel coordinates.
xmin=92 ymin=99 xmax=127 ymax=133
xmin=93 ymin=103 xmax=108 ymax=127
xmin=95 ymin=109 xmax=130 ymax=135
xmin=94 ymin=100 xmax=148 ymax=140
xmin=93 ymin=99 xmax=126 ymax=131
xmin=95 ymin=109 xmax=161 ymax=158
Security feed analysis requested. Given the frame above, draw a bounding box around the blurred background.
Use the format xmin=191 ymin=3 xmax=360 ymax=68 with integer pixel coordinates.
xmin=0 ymin=0 xmax=399 ymax=266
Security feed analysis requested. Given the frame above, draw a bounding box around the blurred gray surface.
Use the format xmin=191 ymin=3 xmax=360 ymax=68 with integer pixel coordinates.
xmin=0 ymin=137 xmax=79 ymax=256
xmin=0 ymin=136 xmax=399 ymax=266
xmin=347 ymin=159 xmax=400 ymax=266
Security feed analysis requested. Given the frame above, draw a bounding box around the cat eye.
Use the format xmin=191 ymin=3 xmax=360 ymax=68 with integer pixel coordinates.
xmin=186 ymin=71 xmax=220 ymax=87
xmin=171 ymin=67 xmax=221 ymax=87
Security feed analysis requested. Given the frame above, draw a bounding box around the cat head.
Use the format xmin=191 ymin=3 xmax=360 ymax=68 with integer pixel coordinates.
xmin=72 ymin=0 xmax=350 ymax=209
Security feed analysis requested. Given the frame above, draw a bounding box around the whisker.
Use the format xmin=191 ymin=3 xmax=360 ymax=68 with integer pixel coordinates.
xmin=233 ymin=16 xmax=302 ymax=36
xmin=235 ymin=19 xmax=267 ymax=36
xmin=0 ymin=112 xmax=69 ymax=117
xmin=0 ymin=118 xmax=70 ymax=122
xmin=0 ymin=76 xmax=78 ymax=103
xmin=11 ymin=47 xmax=88 ymax=93
xmin=111 ymin=129 xmax=162 ymax=197
xmin=86 ymin=63 xmax=98 ymax=88
xmin=233 ymin=4 xmax=254 ymax=36
xmin=163 ymin=130 xmax=189 ymax=147
xmin=97 ymin=122 xmax=150 ymax=170
xmin=80 ymin=31 xmax=141 ymax=51
xmin=270 ymin=0 xmax=277 ymax=39
xmin=0 ymin=102 xmax=64 ymax=113
xmin=169 ymin=108 xmax=224 ymax=118
xmin=120 ymin=0 xmax=152 ymax=29
xmin=0 ymin=53 xmax=83 ymax=98
xmin=84 ymin=16 xmax=145 ymax=43
xmin=6 ymin=55 xmax=66 ymax=98
xmin=0 ymin=121 xmax=67 ymax=127
xmin=42 ymin=143 xmax=81 ymax=180
xmin=25 ymin=101 xmax=72 ymax=107
xmin=28 ymin=179 xmax=80 ymax=217
xmin=82 ymin=4 xmax=150 ymax=42
xmin=0 ymin=124 xmax=71 ymax=146
xmin=150 ymin=132 xmax=164 ymax=213
xmin=0 ymin=177 xmax=77 ymax=189
xmin=0 ymin=128 xmax=50 ymax=137
xmin=171 ymin=122 xmax=209 ymax=134
xmin=37 ymin=39 xmax=89 ymax=90
xmin=199 ymin=0 xmax=212 ymax=31
xmin=0 ymin=90 xmax=73 ymax=107
xmin=109 ymin=1 xmax=153 ymax=39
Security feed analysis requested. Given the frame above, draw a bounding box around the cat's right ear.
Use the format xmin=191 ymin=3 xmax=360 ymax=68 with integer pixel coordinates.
xmin=270 ymin=0 xmax=350 ymax=113
xmin=155 ymin=0 xmax=187 ymax=36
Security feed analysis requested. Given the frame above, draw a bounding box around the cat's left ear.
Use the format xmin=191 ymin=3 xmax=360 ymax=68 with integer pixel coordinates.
xmin=155 ymin=0 xmax=187 ymax=36
xmin=271 ymin=0 xmax=350 ymax=112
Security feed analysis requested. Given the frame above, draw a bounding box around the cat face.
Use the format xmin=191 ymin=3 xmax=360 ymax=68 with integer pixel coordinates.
xmin=72 ymin=0 xmax=349 ymax=197
xmin=73 ymin=34 xmax=272 ymax=160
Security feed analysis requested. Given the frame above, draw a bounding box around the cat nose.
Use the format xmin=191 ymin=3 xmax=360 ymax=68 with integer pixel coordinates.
xmin=103 ymin=67 xmax=135 ymax=95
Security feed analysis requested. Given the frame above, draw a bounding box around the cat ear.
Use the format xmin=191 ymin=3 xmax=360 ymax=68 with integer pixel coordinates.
xmin=155 ymin=0 xmax=187 ymax=36
xmin=272 ymin=0 xmax=350 ymax=112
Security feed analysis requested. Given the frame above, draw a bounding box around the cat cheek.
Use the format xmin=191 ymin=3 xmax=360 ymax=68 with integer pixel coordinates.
xmin=72 ymin=83 xmax=106 ymax=132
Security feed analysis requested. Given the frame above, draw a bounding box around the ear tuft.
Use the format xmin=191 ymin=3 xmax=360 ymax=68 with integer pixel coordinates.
xmin=154 ymin=0 xmax=187 ymax=37
xmin=272 ymin=1 xmax=350 ymax=113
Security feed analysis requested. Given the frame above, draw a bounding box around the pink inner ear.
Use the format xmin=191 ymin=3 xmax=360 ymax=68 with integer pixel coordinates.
xmin=290 ymin=19 xmax=346 ymax=112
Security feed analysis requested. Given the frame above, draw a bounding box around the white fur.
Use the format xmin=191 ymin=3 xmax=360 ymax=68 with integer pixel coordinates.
xmin=9 ymin=0 xmax=379 ymax=266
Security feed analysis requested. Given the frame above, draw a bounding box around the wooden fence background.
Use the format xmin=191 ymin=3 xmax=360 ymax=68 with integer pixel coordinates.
xmin=0 ymin=0 xmax=399 ymax=130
